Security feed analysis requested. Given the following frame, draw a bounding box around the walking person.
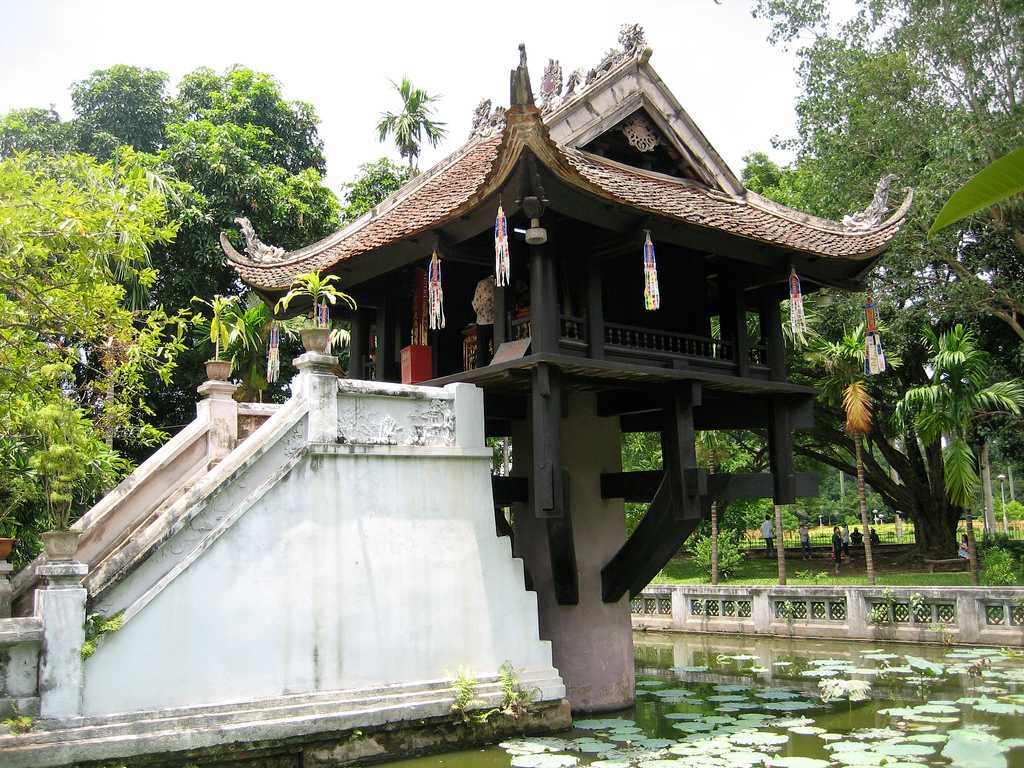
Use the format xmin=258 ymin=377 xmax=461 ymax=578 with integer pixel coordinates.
xmin=761 ymin=514 xmax=774 ymax=556
xmin=799 ymin=522 xmax=812 ymax=560
xmin=841 ymin=522 xmax=851 ymax=557
xmin=831 ymin=526 xmax=843 ymax=573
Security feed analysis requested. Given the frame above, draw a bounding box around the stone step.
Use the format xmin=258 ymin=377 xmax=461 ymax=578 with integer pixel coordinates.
xmin=2 ymin=669 xmax=559 ymax=747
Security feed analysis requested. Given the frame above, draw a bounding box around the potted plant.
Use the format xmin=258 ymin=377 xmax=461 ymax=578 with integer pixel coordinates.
xmin=191 ymin=294 xmax=241 ymax=380
xmin=0 ymin=511 xmax=15 ymax=561
xmin=30 ymin=404 xmax=90 ymax=561
xmin=275 ymin=271 xmax=357 ymax=354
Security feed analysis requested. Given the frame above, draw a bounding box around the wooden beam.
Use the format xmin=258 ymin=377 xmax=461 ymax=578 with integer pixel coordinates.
xmin=349 ymin=309 xmax=370 ymax=380
xmin=547 ymin=510 xmax=578 ymax=605
xmin=597 ymin=389 xmax=662 ymax=417
xmin=600 ymin=470 xmax=817 ymax=504
xmin=600 ymin=475 xmax=698 ymax=602
xmin=494 ymin=506 xmax=515 ymax=538
xmin=529 ymin=243 xmax=560 ymax=355
xmin=492 ymin=476 xmax=528 ymax=505
xmin=768 ymin=397 xmax=796 ymax=504
xmin=484 ymin=393 xmax=528 ymax=420
xmin=601 ymin=469 xmax=704 ymax=502
xmin=494 ymin=282 xmax=507 ymax=347
xmin=619 ymin=395 xmax=814 ymax=432
xmin=719 ymin=274 xmax=750 ymax=377
xmin=485 ymin=418 xmax=512 ymax=438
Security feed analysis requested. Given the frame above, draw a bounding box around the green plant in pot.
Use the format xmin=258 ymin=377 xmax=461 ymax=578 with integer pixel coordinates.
xmin=0 ymin=509 xmax=15 ymax=561
xmin=191 ymin=294 xmax=241 ymax=381
xmin=30 ymin=404 xmax=93 ymax=561
xmin=275 ymin=271 xmax=357 ymax=354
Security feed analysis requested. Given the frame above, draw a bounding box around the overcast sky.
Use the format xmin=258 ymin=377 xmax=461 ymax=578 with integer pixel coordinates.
xmin=0 ymin=0 xmax=839 ymax=192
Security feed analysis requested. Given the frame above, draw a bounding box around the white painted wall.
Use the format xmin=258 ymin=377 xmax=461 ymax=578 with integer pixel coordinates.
xmin=81 ymin=377 xmax=559 ymax=716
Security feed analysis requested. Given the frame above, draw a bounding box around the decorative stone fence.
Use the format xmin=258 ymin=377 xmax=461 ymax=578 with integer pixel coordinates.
xmin=0 ymin=617 xmax=42 ymax=718
xmin=631 ymin=584 xmax=1024 ymax=646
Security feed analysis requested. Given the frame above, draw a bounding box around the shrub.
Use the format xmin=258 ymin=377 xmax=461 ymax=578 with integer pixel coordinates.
xmin=687 ymin=532 xmax=744 ymax=581
xmin=980 ymin=547 xmax=1018 ymax=586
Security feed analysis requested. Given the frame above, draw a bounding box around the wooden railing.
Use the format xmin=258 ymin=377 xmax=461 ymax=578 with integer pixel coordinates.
xmin=560 ymin=315 xmax=586 ymax=343
xmin=604 ymin=322 xmax=733 ymax=362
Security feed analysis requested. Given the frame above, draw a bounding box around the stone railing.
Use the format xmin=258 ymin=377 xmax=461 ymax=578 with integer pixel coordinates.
xmin=631 ymin=584 xmax=1024 ymax=646
xmin=0 ymin=617 xmax=42 ymax=718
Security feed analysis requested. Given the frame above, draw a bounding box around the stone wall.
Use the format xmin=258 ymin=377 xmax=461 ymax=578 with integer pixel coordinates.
xmin=631 ymin=584 xmax=1024 ymax=646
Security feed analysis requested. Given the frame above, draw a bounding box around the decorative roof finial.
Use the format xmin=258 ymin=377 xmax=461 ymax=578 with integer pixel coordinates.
xmin=233 ymin=216 xmax=286 ymax=263
xmin=842 ymin=174 xmax=899 ymax=231
xmin=510 ymin=43 xmax=535 ymax=108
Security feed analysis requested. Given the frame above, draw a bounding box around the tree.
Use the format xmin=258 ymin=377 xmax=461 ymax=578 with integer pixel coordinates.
xmin=896 ymin=325 xmax=1024 ymax=583
xmin=752 ymin=0 xmax=1024 ymax=342
xmin=0 ymin=151 xmax=188 ymax=563
xmin=339 ymin=158 xmax=412 ymax=222
xmin=71 ymin=65 xmax=172 ymax=157
xmin=807 ymin=327 xmax=889 ymax=584
xmin=376 ymin=78 xmax=446 ymax=171
xmin=697 ymin=431 xmax=730 ymax=585
xmin=0 ymin=107 xmax=75 ymax=157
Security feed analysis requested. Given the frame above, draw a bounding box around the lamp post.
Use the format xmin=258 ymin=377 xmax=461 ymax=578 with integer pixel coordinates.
xmin=997 ymin=474 xmax=1008 ymax=534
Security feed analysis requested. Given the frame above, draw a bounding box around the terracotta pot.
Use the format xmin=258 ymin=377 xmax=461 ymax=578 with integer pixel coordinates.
xmin=41 ymin=530 xmax=82 ymax=562
xmin=0 ymin=537 xmax=13 ymax=561
xmin=300 ymin=327 xmax=332 ymax=354
xmin=205 ymin=359 xmax=233 ymax=381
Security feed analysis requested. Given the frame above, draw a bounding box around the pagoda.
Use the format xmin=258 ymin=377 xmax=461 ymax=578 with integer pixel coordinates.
xmin=223 ymin=25 xmax=910 ymax=711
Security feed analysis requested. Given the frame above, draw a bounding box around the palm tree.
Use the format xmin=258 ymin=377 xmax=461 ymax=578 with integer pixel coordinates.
xmin=808 ymin=326 xmax=897 ymax=585
xmin=896 ymin=325 xmax=1024 ymax=585
xmin=377 ymin=78 xmax=446 ymax=172
xmin=774 ymin=503 xmax=787 ymax=585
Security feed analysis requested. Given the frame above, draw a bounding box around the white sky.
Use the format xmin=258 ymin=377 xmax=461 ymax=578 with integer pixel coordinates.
xmin=0 ymin=0 xmax=840 ymax=192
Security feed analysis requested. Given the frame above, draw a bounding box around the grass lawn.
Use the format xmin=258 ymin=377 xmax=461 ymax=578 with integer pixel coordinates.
xmin=654 ymin=552 xmax=985 ymax=587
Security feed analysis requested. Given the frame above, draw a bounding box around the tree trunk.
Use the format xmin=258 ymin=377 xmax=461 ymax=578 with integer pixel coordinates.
xmin=980 ymin=441 xmax=996 ymax=535
xmin=774 ymin=504 xmax=787 ymax=585
xmin=855 ymin=438 xmax=876 ymax=585
xmin=911 ymin=507 xmax=959 ymax=557
xmin=710 ymin=500 xmax=720 ymax=585
xmin=964 ymin=509 xmax=980 ymax=586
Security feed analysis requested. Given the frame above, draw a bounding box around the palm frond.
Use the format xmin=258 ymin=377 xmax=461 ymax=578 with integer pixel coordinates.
xmin=843 ymin=380 xmax=873 ymax=435
xmin=943 ymin=437 xmax=979 ymax=509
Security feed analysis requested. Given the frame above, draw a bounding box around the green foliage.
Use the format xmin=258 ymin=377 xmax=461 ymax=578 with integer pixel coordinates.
xmin=931 ymin=146 xmax=1024 ymax=236
xmin=0 ymin=108 xmax=74 ymax=156
xmin=1005 ymin=500 xmax=1024 ymax=520
xmin=450 ymin=669 xmax=479 ymax=722
xmin=980 ymin=547 xmax=1018 ymax=587
xmin=191 ymin=294 xmax=241 ymax=362
xmin=339 ymin=158 xmax=412 ymax=223
xmin=377 ymin=78 xmax=447 ymax=170
xmin=2 ymin=712 xmax=34 ymax=735
xmin=687 ymin=533 xmax=745 ymax=581
xmin=71 ymin=65 xmax=171 ymax=156
xmin=81 ymin=611 xmax=124 ymax=660
xmin=0 ymin=152 xmax=188 ymax=557
xmin=495 ymin=662 xmax=534 ymax=720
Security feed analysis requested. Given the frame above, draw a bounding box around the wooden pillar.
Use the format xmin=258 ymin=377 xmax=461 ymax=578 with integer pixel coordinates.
xmin=768 ymin=398 xmax=796 ymax=504
xmin=661 ymin=383 xmax=702 ymax=520
xmin=719 ymin=275 xmax=749 ymax=377
xmin=349 ymin=309 xmax=370 ymax=380
xmin=586 ymin=257 xmax=605 ymax=359
xmin=529 ymin=244 xmax=559 ymax=354
xmin=531 ymin=363 xmax=577 ymax=604
xmin=758 ymin=292 xmax=786 ymax=381
xmin=375 ymin=299 xmax=396 ymax=382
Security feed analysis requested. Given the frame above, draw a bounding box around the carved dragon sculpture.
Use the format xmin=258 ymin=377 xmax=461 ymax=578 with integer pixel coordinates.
xmin=842 ymin=174 xmax=899 ymax=231
xmin=230 ymin=217 xmax=286 ymax=263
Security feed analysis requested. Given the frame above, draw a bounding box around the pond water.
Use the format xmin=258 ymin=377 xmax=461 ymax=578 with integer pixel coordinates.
xmin=386 ymin=632 xmax=1024 ymax=768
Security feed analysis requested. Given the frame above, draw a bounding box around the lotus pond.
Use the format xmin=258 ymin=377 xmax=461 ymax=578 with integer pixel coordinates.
xmin=387 ymin=633 xmax=1024 ymax=768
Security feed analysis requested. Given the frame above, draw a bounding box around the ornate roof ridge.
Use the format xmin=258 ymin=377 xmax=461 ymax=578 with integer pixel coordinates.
xmin=221 ymin=134 xmax=496 ymax=269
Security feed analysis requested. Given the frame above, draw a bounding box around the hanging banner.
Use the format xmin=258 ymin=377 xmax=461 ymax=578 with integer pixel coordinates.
xmin=643 ymin=230 xmax=660 ymax=310
xmin=266 ymin=322 xmax=280 ymax=384
xmin=410 ymin=267 xmax=428 ymax=345
xmin=789 ymin=267 xmax=809 ymax=335
xmin=863 ymin=292 xmax=886 ymax=375
xmin=428 ymin=249 xmax=445 ymax=330
xmin=494 ymin=203 xmax=510 ymax=287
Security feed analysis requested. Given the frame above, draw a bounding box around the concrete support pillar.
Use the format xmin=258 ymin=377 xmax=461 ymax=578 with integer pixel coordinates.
xmin=0 ymin=560 xmax=12 ymax=618
xmin=512 ymin=391 xmax=634 ymax=713
xmin=956 ymin=593 xmax=982 ymax=643
xmin=37 ymin=561 xmax=88 ymax=719
xmin=446 ymin=383 xmax=484 ymax=449
xmin=196 ymin=379 xmax=239 ymax=467
xmin=751 ymin=588 xmax=772 ymax=634
xmin=845 ymin=588 xmax=870 ymax=640
xmin=294 ymin=352 xmax=340 ymax=444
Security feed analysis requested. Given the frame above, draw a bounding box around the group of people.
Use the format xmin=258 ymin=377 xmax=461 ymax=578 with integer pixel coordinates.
xmin=760 ymin=516 xmax=881 ymax=564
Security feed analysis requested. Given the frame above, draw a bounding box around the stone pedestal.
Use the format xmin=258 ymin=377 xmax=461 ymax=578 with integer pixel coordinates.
xmin=37 ymin=561 xmax=88 ymax=719
xmin=294 ymin=352 xmax=339 ymax=443
xmin=0 ymin=560 xmax=12 ymax=618
xmin=512 ymin=391 xmax=634 ymax=713
xmin=196 ymin=379 xmax=239 ymax=466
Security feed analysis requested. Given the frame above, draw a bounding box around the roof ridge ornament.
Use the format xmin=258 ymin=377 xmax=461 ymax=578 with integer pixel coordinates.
xmin=585 ymin=23 xmax=648 ymax=87
xmin=539 ymin=59 xmax=564 ymax=114
xmin=842 ymin=174 xmax=899 ymax=231
xmin=510 ymin=43 xmax=535 ymax=109
xmin=233 ymin=217 xmax=286 ymax=263
xmin=469 ymin=98 xmax=506 ymax=138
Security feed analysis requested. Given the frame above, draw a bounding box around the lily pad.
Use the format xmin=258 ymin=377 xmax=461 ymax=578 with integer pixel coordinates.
xmin=941 ymin=729 xmax=1008 ymax=768
xmin=511 ymin=755 xmax=580 ymax=768
xmin=873 ymin=742 xmax=935 ymax=757
xmin=768 ymin=758 xmax=830 ymax=768
xmin=573 ymin=718 xmax=636 ymax=730
xmin=904 ymin=655 xmax=944 ymax=676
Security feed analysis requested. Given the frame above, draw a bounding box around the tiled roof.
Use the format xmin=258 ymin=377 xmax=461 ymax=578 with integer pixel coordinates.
xmin=228 ymin=110 xmax=910 ymax=291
